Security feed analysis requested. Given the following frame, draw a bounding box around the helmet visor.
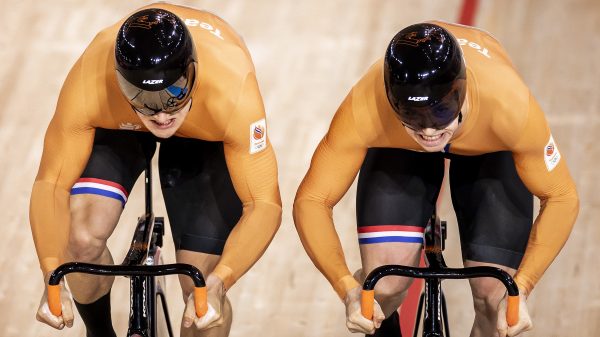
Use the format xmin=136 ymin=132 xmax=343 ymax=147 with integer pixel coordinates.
xmin=117 ymin=62 xmax=195 ymax=116
xmin=395 ymin=78 xmax=465 ymax=130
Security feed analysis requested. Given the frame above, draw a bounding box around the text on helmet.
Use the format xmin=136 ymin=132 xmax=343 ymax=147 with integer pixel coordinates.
xmin=184 ymin=19 xmax=224 ymax=40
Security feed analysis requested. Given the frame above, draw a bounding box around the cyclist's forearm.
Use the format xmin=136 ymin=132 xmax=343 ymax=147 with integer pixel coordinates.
xmin=30 ymin=180 xmax=71 ymax=275
xmin=293 ymin=198 xmax=359 ymax=300
xmin=515 ymin=191 xmax=579 ymax=294
xmin=212 ymin=200 xmax=282 ymax=290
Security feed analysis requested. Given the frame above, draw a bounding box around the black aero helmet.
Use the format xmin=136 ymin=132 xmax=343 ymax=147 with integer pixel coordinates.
xmin=115 ymin=8 xmax=196 ymax=115
xmin=384 ymin=23 xmax=466 ymax=130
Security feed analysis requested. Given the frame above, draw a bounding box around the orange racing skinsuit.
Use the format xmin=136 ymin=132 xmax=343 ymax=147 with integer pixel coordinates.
xmin=30 ymin=3 xmax=282 ymax=290
xmin=293 ymin=21 xmax=579 ymax=299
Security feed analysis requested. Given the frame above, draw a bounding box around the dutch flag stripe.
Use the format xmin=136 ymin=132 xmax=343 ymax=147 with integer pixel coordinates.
xmin=71 ymin=179 xmax=128 ymax=206
xmin=359 ymin=236 xmax=423 ymax=244
xmin=76 ymin=178 xmax=129 ymax=197
xmin=358 ymin=231 xmax=423 ymax=239
xmin=357 ymin=225 xmax=424 ymax=245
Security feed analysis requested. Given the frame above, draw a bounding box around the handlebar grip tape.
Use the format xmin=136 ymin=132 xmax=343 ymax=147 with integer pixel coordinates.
xmin=361 ymin=289 xmax=374 ymax=320
xmin=506 ymin=295 xmax=519 ymax=326
xmin=47 ymin=285 xmax=62 ymax=317
xmin=194 ymin=286 xmax=208 ymax=317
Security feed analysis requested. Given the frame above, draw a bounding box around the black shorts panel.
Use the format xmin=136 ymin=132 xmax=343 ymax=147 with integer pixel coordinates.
xmin=357 ymin=148 xmax=445 ymax=229
xmin=158 ymin=138 xmax=242 ymax=255
xmin=448 ymin=152 xmax=533 ymax=269
xmin=75 ymin=129 xmax=241 ymax=255
xmin=356 ymin=148 xmax=533 ymax=269
xmin=78 ymin=128 xmax=156 ymax=193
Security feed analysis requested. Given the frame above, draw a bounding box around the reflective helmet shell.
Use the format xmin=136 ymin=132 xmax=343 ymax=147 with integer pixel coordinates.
xmin=115 ymin=8 xmax=196 ymax=115
xmin=384 ymin=23 xmax=466 ymax=130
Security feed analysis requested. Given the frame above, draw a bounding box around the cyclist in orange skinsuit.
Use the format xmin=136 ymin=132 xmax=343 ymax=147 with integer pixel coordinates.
xmin=294 ymin=22 xmax=578 ymax=337
xmin=30 ymin=4 xmax=282 ymax=337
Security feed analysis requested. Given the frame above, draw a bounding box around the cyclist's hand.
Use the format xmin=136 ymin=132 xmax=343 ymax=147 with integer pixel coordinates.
xmin=497 ymin=289 xmax=532 ymax=337
xmin=182 ymin=274 xmax=225 ymax=330
xmin=36 ymin=278 xmax=75 ymax=330
xmin=344 ymin=286 xmax=385 ymax=334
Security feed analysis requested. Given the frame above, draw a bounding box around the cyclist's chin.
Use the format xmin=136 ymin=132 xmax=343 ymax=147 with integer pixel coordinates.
xmin=148 ymin=127 xmax=178 ymax=139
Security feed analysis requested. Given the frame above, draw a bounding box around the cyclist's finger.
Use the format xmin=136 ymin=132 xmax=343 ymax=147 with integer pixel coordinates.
xmin=507 ymin=315 xmax=532 ymax=337
xmin=347 ymin=322 xmax=375 ymax=335
xmin=347 ymin=312 xmax=376 ymax=334
xmin=61 ymin=298 xmax=75 ymax=328
xmin=204 ymin=315 xmax=224 ymax=330
xmin=496 ymin=298 xmax=508 ymax=337
xmin=372 ymin=300 xmax=385 ymax=329
xmin=36 ymin=302 xmax=65 ymax=329
xmin=182 ymin=295 xmax=197 ymax=328
xmin=507 ymin=322 xmax=530 ymax=337
xmin=193 ymin=304 xmax=218 ymax=329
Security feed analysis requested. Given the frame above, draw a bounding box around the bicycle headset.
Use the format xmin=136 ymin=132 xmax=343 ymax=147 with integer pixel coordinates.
xmin=115 ymin=8 xmax=197 ymax=116
xmin=384 ymin=23 xmax=466 ymax=130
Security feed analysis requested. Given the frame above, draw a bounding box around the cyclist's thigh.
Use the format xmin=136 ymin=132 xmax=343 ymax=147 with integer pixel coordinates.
xmin=70 ymin=128 xmax=156 ymax=238
xmin=449 ymin=151 xmax=533 ymax=270
xmin=158 ymin=138 xmax=242 ymax=257
xmin=357 ymin=148 xmax=445 ymax=271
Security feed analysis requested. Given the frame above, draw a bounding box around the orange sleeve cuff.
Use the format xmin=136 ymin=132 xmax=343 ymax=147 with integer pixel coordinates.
xmin=212 ymin=264 xmax=235 ymax=290
xmin=334 ymin=274 xmax=360 ymax=300
xmin=41 ymin=257 xmax=61 ymax=277
xmin=513 ymin=274 xmax=534 ymax=296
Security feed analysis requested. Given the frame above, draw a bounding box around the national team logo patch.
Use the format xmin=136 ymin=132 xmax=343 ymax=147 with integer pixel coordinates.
xmin=544 ymin=135 xmax=561 ymax=172
xmin=249 ymin=118 xmax=267 ymax=154
xmin=253 ymin=125 xmax=265 ymax=140
xmin=358 ymin=225 xmax=424 ymax=245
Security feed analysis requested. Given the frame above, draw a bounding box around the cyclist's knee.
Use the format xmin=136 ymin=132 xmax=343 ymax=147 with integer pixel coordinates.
xmin=373 ymin=276 xmax=413 ymax=314
xmin=470 ymin=277 xmax=506 ymax=315
xmin=67 ymin=229 xmax=108 ymax=261
xmin=68 ymin=198 xmax=119 ymax=261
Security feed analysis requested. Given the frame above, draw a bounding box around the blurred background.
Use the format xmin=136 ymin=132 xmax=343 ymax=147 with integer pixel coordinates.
xmin=1 ymin=0 xmax=598 ymax=336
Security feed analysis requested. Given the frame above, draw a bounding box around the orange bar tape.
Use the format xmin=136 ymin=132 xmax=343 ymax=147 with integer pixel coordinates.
xmin=194 ymin=287 xmax=208 ymax=317
xmin=47 ymin=285 xmax=62 ymax=317
xmin=361 ymin=289 xmax=374 ymax=320
xmin=506 ymin=295 xmax=520 ymax=326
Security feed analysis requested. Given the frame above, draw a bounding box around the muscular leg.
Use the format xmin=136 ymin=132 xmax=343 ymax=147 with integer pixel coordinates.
xmin=356 ymin=148 xmax=444 ymax=318
xmin=65 ymin=194 xmax=122 ymax=303
xmin=64 ymin=194 xmax=123 ymax=337
xmin=465 ymin=260 xmax=516 ymax=337
xmin=359 ymin=243 xmax=422 ymax=317
xmin=449 ymin=152 xmax=532 ymax=337
xmin=177 ymin=250 xmax=232 ymax=337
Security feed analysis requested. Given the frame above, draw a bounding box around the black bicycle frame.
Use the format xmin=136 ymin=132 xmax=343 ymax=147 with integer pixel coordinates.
xmin=363 ymin=213 xmax=519 ymax=337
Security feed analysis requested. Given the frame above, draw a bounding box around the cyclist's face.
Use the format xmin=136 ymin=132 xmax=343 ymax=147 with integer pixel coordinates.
xmin=404 ymin=114 xmax=461 ymax=152
xmin=135 ymin=99 xmax=192 ymax=139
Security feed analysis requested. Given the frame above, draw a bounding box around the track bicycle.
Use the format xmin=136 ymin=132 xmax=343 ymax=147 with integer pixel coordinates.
xmin=47 ymin=160 xmax=208 ymax=337
xmin=361 ymin=212 xmax=520 ymax=337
